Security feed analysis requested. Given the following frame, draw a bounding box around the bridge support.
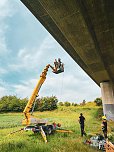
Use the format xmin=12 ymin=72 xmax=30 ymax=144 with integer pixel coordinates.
xmin=100 ymin=81 xmax=114 ymax=121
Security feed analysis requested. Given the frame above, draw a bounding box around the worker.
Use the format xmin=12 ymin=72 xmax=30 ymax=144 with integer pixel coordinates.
xmin=59 ymin=63 xmax=64 ymax=72
xmin=78 ymin=113 xmax=86 ymax=137
xmin=52 ymin=122 xmax=61 ymax=130
xmin=54 ymin=59 xmax=58 ymax=72
xmin=58 ymin=58 xmax=62 ymax=69
xmin=58 ymin=58 xmax=64 ymax=72
xmin=101 ymin=116 xmax=107 ymax=139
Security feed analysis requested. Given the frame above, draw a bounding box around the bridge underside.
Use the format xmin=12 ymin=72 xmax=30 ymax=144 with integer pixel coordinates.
xmin=20 ymin=0 xmax=114 ymax=86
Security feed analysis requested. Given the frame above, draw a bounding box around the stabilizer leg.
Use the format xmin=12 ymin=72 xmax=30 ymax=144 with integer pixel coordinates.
xmin=40 ymin=126 xmax=47 ymax=143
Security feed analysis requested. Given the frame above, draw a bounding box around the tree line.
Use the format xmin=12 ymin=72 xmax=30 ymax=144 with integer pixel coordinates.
xmin=0 ymin=95 xmax=58 ymax=112
xmin=58 ymin=98 xmax=102 ymax=107
xmin=0 ymin=95 xmax=102 ymax=113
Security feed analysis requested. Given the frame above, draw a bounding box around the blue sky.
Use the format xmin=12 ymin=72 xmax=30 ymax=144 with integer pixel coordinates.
xmin=0 ymin=0 xmax=100 ymax=103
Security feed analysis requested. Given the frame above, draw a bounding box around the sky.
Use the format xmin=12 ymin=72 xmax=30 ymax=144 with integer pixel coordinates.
xmin=0 ymin=0 xmax=101 ymax=103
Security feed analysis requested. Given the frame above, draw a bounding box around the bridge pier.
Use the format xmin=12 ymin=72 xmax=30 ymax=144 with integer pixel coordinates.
xmin=100 ymin=81 xmax=114 ymax=121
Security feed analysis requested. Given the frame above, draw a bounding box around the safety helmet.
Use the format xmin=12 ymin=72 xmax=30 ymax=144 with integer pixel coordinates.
xmin=102 ymin=116 xmax=106 ymax=120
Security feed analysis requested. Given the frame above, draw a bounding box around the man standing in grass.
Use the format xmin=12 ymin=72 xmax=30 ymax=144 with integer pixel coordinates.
xmin=79 ymin=113 xmax=86 ymax=137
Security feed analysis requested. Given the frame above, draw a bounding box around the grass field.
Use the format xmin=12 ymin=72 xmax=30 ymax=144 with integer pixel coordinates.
xmin=0 ymin=103 xmax=113 ymax=152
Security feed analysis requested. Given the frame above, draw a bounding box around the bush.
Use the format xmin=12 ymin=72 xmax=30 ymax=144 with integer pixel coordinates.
xmin=72 ymin=103 xmax=74 ymax=106
xmin=64 ymin=102 xmax=71 ymax=106
xmin=74 ymin=103 xmax=78 ymax=106
xmin=58 ymin=102 xmax=64 ymax=106
xmin=94 ymin=98 xmax=102 ymax=106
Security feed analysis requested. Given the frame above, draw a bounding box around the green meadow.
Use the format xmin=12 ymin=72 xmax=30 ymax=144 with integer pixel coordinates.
xmin=0 ymin=103 xmax=113 ymax=152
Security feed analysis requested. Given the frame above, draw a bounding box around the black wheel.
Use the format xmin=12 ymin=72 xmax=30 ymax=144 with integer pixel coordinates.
xmin=47 ymin=127 xmax=52 ymax=135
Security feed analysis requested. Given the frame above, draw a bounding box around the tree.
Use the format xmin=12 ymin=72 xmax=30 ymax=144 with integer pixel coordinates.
xmin=74 ymin=103 xmax=78 ymax=106
xmin=82 ymin=100 xmax=86 ymax=105
xmin=0 ymin=95 xmax=28 ymax=112
xmin=58 ymin=102 xmax=64 ymax=106
xmin=36 ymin=96 xmax=58 ymax=111
xmin=72 ymin=103 xmax=74 ymax=106
xmin=80 ymin=100 xmax=86 ymax=106
xmin=94 ymin=98 xmax=102 ymax=106
xmin=64 ymin=101 xmax=71 ymax=107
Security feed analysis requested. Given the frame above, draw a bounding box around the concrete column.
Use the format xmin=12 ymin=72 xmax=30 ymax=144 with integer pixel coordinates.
xmin=100 ymin=81 xmax=114 ymax=120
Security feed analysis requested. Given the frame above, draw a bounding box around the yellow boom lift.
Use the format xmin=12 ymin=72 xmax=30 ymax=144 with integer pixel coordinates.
xmin=22 ymin=63 xmax=63 ymax=126
xmin=22 ymin=62 xmax=72 ymax=141
xmin=9 ymin=61 xmax=72 ymax=142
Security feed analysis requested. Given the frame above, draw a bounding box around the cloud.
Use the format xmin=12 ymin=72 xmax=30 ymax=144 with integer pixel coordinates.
xmin=0 ymin=0 xmax=15 ymax=55
xmin=0 ymin=68 xmax=7 ymax=75
xmin=39 ymin=71 xmax=100 ymax=102
xmin=0 ymin=79 xmax=11 ymax=97
xmin=8 ymin=34 xmax=62 ymax=72
xmin=0 ymin=86 xmax=7 ymax=97
xmin=0 ymin=0 xmax=13 ymax=19
xmin=10 ymin=68 xmax=100 ymax=103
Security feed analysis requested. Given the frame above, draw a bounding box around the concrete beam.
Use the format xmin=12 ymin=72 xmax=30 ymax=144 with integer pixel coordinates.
xmin=100 ymin=81 xmax=114 ymax=120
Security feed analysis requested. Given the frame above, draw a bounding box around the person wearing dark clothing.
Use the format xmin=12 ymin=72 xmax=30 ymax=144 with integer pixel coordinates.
xmin=79 ymin=113 xmax=86 ymax=137
xmin=101 ymin=116 xmax=107 ymax=139
xmin=58 ymin=58 xmax=62 ymax=69
xmin=54 ymin=59 xmax=58 ymax=71
xmin=58 ymin=58 xmax=64 ymax=72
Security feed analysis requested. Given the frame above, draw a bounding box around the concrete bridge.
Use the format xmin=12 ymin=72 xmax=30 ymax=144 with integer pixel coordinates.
xmin=20 ymin=0 xmax=114 ymax=120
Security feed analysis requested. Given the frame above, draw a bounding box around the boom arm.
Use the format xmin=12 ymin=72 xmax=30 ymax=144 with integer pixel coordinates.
xmin=22 ymin=64 xmax=51 ymax=125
